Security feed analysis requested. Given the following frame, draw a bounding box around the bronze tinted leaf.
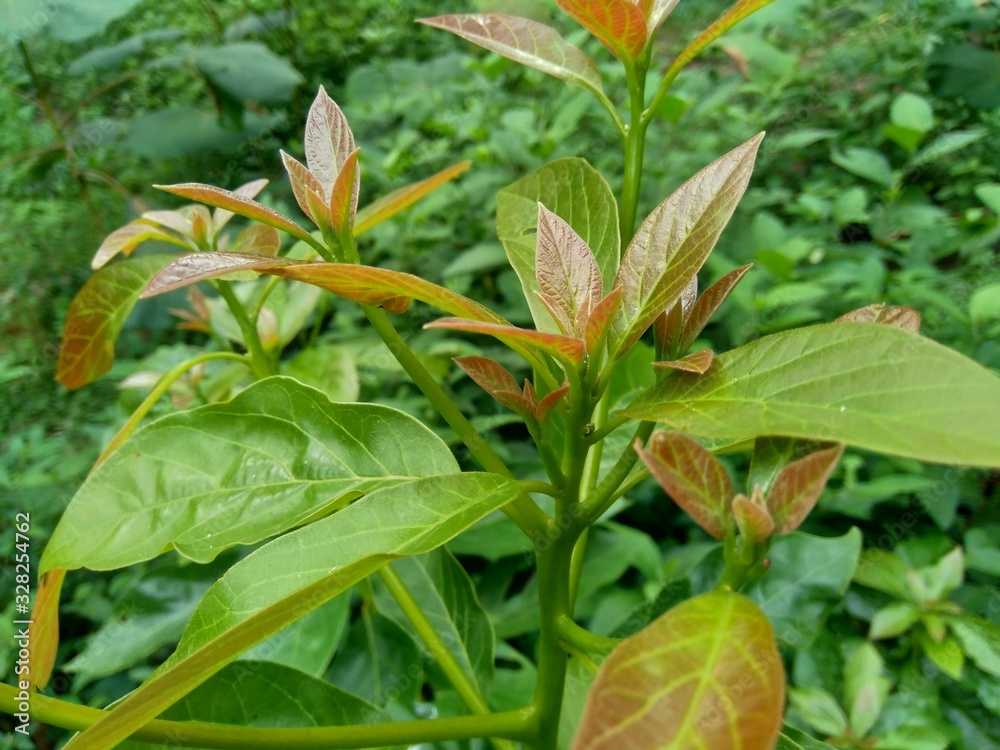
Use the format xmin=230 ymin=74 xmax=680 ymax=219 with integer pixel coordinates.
xmin=767 ymin=444 xmax=845 ymax=533
xmin=281 ymin=150 xmax=330 ymax=229
xmin=304 ymin=85 xmax=356 ymax=200
xmin=536 ymin=203 xmax=603 ymax=336
xmin=556 ymin=0 xmax=649 ymax=61
xmin=91 ymin=221 xmax=188 ymax=269
xmin=682 ymin=263 xmax=753 ymax=349
xmin=329 ymin=148 xmax=361 ymax=232
xmin=211 ymin=178 xmax=269 ymax=233
xmin=836 ymin=303 xmax=920 ymax=333
xmin=354 ymin=161 xmax=471 ymax=236
xmin=427 ymin=317 xmax=586 ymax=366
xmin=653 ymin=348 xmax=714 ymax=374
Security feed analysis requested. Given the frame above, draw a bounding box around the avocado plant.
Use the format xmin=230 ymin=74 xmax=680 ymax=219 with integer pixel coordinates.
xmin=5 ymin=2 xmax=1000 ymax=749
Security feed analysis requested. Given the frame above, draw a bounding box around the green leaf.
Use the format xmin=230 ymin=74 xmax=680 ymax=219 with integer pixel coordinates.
xmin=853 ymin=549 xmax=913 ymax=601
xmin=282 ymin=345 xmax=359 ymax=402
xmin=63 ymin=472 xmax=521 ymax=750
xmin=497 ymin=158 xmax=620 ymax=332
xmin=635 ymin=430 xmax=733 ymax=539
xmin=970 ymin=282 xmax=1000 ymax=326
xmin=775 ymin=724 xmax=837 ymax=749
xmin=844 ymin=641 xmax=890 ymax=738
xmin=918 ymin=631 xmax=964 ymax=681
xmin=118 ymin=662 xmax=392 ymax=750
xmin=355 ymin=161 xmax=471 ymax=236
xmin=38 ymin=0 xmax=143 ymax=42
xmin=874 ymin=725 xmax=950 ymax=750
xmin=327 ymin=611 xmax=422 ymax=706
xmin=556 ymin=0 xmax=648 ymax=61
xmin=41 ymin=377 xmax=458 ymax=573
xmin=625 ymin=323 xmax=1000 ymax=468
xmin=869 ymin=601 xmax=921 ymax=639
xmin=950 ymin=614 xmax=1000 ymax=677
xmin=611 ymin=134 xmax=764 ymax=357
xmin=373 ymin=549 xmax=495 ymax=694
xmin=836 ymin=303 xmax=921 ymax=332
xmin=744 ymin=528 xmax=862 ymax=648
xmin=788 ymin=687 xmax=848 ymax=737
xmin=571 ymin=591 xmax=785 ymax=750
xmin=891 ymin=93 xmax=934 ymax=132
xmin=910 ymin=128 xmax=987 ymax=168
xmin=418 ymin=15 xmax=604 ymax=99
xmin=56 ymin=255 xmax=175 ymax=390
xmin=831 ymin=147 xmax=895 ymax=187
xmin=189 ymin=42 xmax=303 ymax=106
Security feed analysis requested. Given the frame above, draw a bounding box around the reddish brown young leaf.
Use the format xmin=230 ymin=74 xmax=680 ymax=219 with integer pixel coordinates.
xmin=354 ymin=161 xmax=471 ymax=236
xmin=427 ymin=317 xmax=586 ymax=366
xmin=417 ymin=15 xmax=604 ymax=98
xmin=211 ymin=178 xmax=269 ymax=233
xmin=767 ymin=443 xmax=845 ymax=533
xmin=304 ymin=85 xmax=356 ymax=200
xmin=455 ymin=355 xmax=536 ymax=416
xmin=154 ymin=182 xmax=314 ymax=244
xmin=653 ymin=348 xmax=714 ymax=374
xmin=556 ymin=0 xmax=649 ymax=61
xmin=91 ymin=221 xmax=189 ymax=269
xmin=536 ymin=203 xmax=603 ymax=336
xmin=634 ymin=431 xmax=733 ymax=539
xmin=837 ymin=303 xmax=921 ymax=333
xmin=329 ymin=148 xmax=361 ymax=232
xmin=682 ymin=263 xmax=753 ymax=349
xmin=227 ymin=225 xmax=282 ymax=257
xmin=280 ymin=150 xmax=330 ymax=229
xmin=536 ymin=382 xmax=570 ymax=421
xmin=58 ymin=255 xmax=175 ymax=390
xmin=611 ymin=134 xmax=763 ymax=358
xmin=572 ymin=591 xmax=785 ymax=750
xmin=584 ymin=287 xmax=623 ymax=356
xmin=732 ymin=487 xmax=774 ymax=544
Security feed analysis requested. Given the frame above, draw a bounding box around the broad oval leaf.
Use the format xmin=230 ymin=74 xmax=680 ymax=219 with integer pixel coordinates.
xmin=497 ymin=158 xmax=620 ymax=333
xmin=635 ymin=431 xmax=733 ymax=539
xmin=304 ymin=85 xmax=356 ymax=200
xmin=354 ymin=160 xmax=471 ymax=236
xmin=64 ymin=472 xmax=520 ymax=750
xmin=226 ymin=224 xmax=282 ymax=256
xmin=536 ymin=203 xmax=603 ymax=336
xmin=40 ymin=377 xmax=458 ymax=573
xmin=91 ymin=221 xmax=188 ymax=269
xmin=611 ymin=134 xmax=763 ymax=358
xmin=625 ymin=323 xmax=1000 ymax=467
xmin=556 ymin=0 xmax=648 ymax=61
xmin=57 ymin=255 xmax=175 ymax=390
xmin=154 ymin=182 xmax=314 ymax=244
xmin=426 ymin=317 xmax=586 ymax=366
xmin=419 ymin=14 xmax=603 ymax=97
xmin=572 ymin=591 xmax=785 ymax=750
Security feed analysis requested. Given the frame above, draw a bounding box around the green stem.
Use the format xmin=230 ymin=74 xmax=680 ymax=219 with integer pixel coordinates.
xmin=216 ymin=280 xmax=277 ymax=379
xmin=0 ymin=683 xmax=534 ymax=749
xmin=619 ymin=63 xmax=650 ymax=245
xmin=376 ymin=567 xmax=515 ymax=750
xmin=526 ymin=417 xmax=567 ymax=486
xmin=556 ymin=615 xmax=619 ymax=657
xmin=582 ymin=420 xmax=656 ymax=523
xmin=362 ymin=305 xmax=548 ymax=537
xmin=93 ymin=352 xmax=250 ymax=469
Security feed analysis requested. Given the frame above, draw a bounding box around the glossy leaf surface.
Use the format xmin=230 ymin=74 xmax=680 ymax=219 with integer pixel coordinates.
xmin=57 ymin=255 xmax=174 ymax=390
xmin=64 ymin=472 xmax=520 ymax=750
xmin=497 ymin=158 xmax=620 ymax=331
xmin=626 ymin=323 xmax=1000 ymax=467
xmin=572 ymin=591 xmax=784 ymax=750
xmin=418 ymin=15 xmax=603 ymax=97
xmin=556 ymin=0 xmax=648 ymax=61
xmin=635 ymin=431 xmax=733 ymax=539
xmin=354 ymin=160 xmax=471 ymax=236
xmin=155 ymin=182 xmax=314 ymax=243
xmin=41 ymin=377 xmax=458 ymax=572
xmin=612 ymin=135 xmax=763 ymax=357
xmin=304 ymin=85 xmax=356 ymax=200
xmin=427 ymin=317 xmax=586 ymax=365
xmin=536 ymin=203 xmax=603 ymax=336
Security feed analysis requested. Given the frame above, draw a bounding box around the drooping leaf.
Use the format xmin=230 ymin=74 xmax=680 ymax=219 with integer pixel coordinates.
xmin=536 ymin=203 xmax=603 ymax=336
xmin=836 ymin=303 xmax=920 ymax=333
xmin=281 ymin=149 xmax=330 ymax=229
xmin=611 ymin=134 xmax=763 ymax=357
xmin=41 ymin=377 xmax=458 ymax=573
xmin=768 ymin=444 xmax=845 ymax=534
xmin=653 ymin=348 xmax=714 ymax=374
xmin=373 ymin=549 xmax=496 ymax=694
xmin=304 ymin=85 xmax=356 ymax=200
xmin=63 ymin=472 xmax=520 ymax=750
xmin=571 ymin=591 xmax=784 ymax=750
xmin=556 ymin=0 xmax=649 ymax=61
xmin=497 ymin=158 xmax=620 ymax=331
xmin=427 ymin=317 xmax=586 ymax=366
xmin=418 ymin=15 xmax=604 ymax=98
xmin=626 ymin=323 xmax=1000 ymax=467
xmin=681 ymin=263 xmax=753 ymax=349
xmin=142 ymin=253 xmax=507 ymax=324
xmin=155 ymin=182 xmax=314 ymax=244
xmin=584 ymin=288 xmax=623 ymax=356
xmin=210 ymin=177 xmax=269 ymax=233
xmin=354 ymin=160 xmax=471 ymax=236
xmin=57 ymin=255 xmax=175 ymax=390
xmin=91 ymin=221 xmax=188 ymax=269
xmin=329 ymin=147 xmax=361 ymax=232
xmin=226 ymin=224 xmax=281 ymax=256
xmin=634 ymin=431 xmax=733 ymax=539
xmin=118 ymin=662 xmax=392 ymax=750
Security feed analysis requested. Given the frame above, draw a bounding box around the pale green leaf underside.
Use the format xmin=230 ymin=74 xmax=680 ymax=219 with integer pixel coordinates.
xmin=497 ymin=158 xmax=620 ymax=332
xmin=64 ymin=472 xmax=521 ymax=750
xmin=626 ymin=323 xmax=1000 ymax=467
xmin=41 ymin=377 xmax=457 ymax=573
